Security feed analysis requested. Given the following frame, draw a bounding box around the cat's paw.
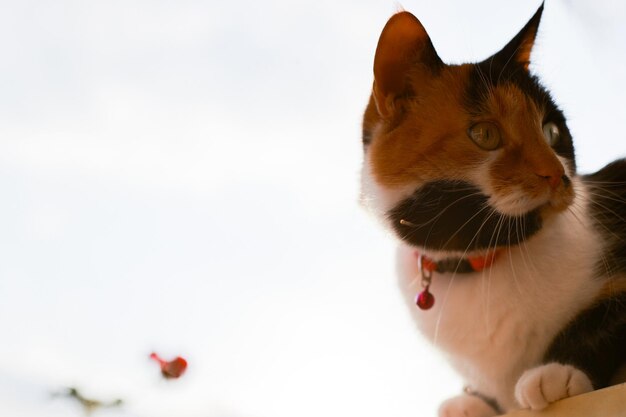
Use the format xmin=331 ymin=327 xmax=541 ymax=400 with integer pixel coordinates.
xmin=438 ymin=394 xmax=498 ymax=417
xmin=514 ymin=363 xmax=593 ymax=410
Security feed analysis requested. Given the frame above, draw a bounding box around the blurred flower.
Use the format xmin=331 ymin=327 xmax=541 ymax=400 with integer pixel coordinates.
xmin=150 ymin=352 xmax=188 ymax=379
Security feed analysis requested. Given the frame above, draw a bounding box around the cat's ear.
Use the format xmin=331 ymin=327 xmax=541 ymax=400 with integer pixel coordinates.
xmin=491 ymin=3 xmax=544 ymax=71
xmin=372 ymin=11 xmax=443 ymax=119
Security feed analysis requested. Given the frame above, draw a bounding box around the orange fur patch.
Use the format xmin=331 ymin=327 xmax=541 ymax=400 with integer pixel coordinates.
xmin=366 ymin=64 xmax=482 ymax=187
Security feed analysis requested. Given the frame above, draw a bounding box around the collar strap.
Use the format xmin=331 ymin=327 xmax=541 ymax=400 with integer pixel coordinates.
xmin=416 ymin=250 xmax=499 ymax=274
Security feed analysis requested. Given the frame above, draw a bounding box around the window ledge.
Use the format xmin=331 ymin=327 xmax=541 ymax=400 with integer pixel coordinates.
xmin=503 ymin=384 xmax=626 ymax=416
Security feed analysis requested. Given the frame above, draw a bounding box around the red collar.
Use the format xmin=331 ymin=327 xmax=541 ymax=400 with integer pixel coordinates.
xmin=416 ymin=250 xmax=500 ymax=274
xmin=414 ymin=250 xmax=500 ymax=310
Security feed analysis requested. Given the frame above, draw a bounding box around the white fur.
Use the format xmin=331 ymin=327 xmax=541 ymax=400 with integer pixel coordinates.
xmin=393 ymin=179 xmax=604 ymax=410
xmin=514 ymin=363 xmax=593 ymax=410
xmin=439 ymin=394 xmax=499 ymax=417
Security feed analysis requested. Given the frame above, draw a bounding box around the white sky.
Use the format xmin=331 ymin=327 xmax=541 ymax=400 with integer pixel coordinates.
xmin=0 ymin=1 xmax=624 ymax=416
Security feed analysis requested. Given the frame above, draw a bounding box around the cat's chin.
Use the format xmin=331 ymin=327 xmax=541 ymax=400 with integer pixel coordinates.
xmin=491 ymin=196 xmax=573 ymax=219
xmin=495 ymin=193 xmax=574 ymax=221
xmin=488 ymin=195 xmax=547 ymax=218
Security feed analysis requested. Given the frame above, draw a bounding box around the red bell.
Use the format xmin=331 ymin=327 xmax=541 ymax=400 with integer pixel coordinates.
xmin=416 ymin=287 xmax=435 ymax=310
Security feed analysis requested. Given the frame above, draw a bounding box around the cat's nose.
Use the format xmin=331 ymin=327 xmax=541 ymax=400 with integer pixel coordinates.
xmin=536 ymin=167 xmax=565 ymax=190
xmin=530 ymin=148 xmax=566 ymax=190
xmin=535 ymin=161 xmax=565 ymax=190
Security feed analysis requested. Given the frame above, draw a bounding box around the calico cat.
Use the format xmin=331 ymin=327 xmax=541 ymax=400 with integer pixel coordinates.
xmin=360 ymin=4 xmax=626 ymax=416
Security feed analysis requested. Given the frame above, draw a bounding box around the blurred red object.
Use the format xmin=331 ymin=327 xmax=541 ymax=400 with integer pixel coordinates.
xmin=150 ymin=352 xmax=188 ymax=379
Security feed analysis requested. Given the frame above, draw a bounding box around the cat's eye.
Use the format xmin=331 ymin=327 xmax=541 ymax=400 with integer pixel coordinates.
xmin=542 ymin=122 xmax=560 ymax=146
xmin=468 ymin=122 xmax=501 ymax=150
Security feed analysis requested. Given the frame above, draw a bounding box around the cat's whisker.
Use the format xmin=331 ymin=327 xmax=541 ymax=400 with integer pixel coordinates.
xmin=521 ymin=214 xmax=541 ymax=279
xmin=432 ymin=203 xmax=501 ymax=344
xmin=516 ymin=215 xmax=536 ymax=280
xmin=461 ymin=205 xmax=496 ymax=253
xmin=506 ymin=216 xmax=523 ymax=295
xmin=585 ymin=197 xmax=626 ymax=223
xmin=576 ymin=204 xmax=626 ymax=242
xmin=477 ymin=211 xmax=506 ymax=332
xmin=474 ymin=60 xmax=495 ymax=104
xmin=466 ymin=209 xmax=504 ymax=329
xmin=472 ymin=207 xmax=501 ymax=328
xmin=574 ymin=193 xmax=623 ymax=216
xmin=398 ymin=191 xmax=486 ymax=249
xmin=496 ymin=37 xmax=526 ymax=86
xmin=582 ymin=177 xmax=626 ymax=188
xmin=515 ymin=215 xmax=531 ymax=274
xmin=432 ymin=271 xmax=457 ymax=347
xmin=581 ymin=179 xmax=626 ymax=185
xmin=422 ymin=192 xmax=487 ymax=247
xmin=566 ymin=205 xmax=615 ymax=277
xmin=567 ymin=202 xmax=611 ymax=233
xmin=569 ymin=192 xmax=626 ymax=241
xmin=515 ymin=215 xmax=537 ymax=283
xmin=585 ymin=186 xmax=626 ymax=202
xmin=576 ymin=196 xmax=623 ymax=269
xmin=439 ymin=204 xmax=494 ymax=251
xmin=431 ymin=204 xmax=500 ymax=334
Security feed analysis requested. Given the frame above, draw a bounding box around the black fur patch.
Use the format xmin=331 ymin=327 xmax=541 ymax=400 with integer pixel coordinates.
xmin=544 ymin=291 xmax=626 ymax=389
xmin=387 ymin=180 xmax=543 ymax=251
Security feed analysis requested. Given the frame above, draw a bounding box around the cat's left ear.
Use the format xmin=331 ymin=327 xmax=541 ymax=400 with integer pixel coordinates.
xmin=491 ymin=2 xmax=544 ymax=71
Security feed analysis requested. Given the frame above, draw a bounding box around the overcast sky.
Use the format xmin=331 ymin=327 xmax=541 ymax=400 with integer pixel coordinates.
xmin=0 ymin=1 xmax=624 ymax=416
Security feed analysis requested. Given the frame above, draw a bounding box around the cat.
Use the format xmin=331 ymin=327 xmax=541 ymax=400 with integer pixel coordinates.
xmin=360 ymin=4 xmax=626 ymax=416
